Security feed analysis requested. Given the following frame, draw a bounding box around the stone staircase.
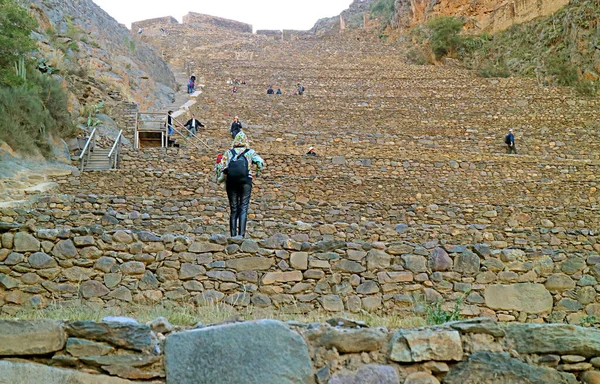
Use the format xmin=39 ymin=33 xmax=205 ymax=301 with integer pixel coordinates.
xmin=82 ymin=148 xmax=112 ymax=171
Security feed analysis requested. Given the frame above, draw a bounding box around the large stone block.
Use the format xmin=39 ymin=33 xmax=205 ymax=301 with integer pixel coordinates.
xmin=165 ymin=320 xmax=314 ymax=384
xmin=505 ymin=323 xmax=600 ymax=357
xmin=262 ymin=271 xmax=303 ymax=284
xmin=390 ymin=328 xmax=463 ymax=362
xmin=328 ymin=365 xmax=399 ymax=384
xmin=305 ymin=326 xmax=387 ymax=353
xmin=443 ymin=351 xmax=577 ymax=384
xmin=0 ymin=361 xmax=135 ymax=384
xmin=0 ymin=320 xmax=66 ymax=356
xmin=484 ymin=283 xmax=552 ymax=314
xmin=65 ymin=321 xmax=153 ymax=352
xmin=13 ymin=232 xmax=40 ymax=252
xmin=225 ymin=256 xmax=274 ymax=271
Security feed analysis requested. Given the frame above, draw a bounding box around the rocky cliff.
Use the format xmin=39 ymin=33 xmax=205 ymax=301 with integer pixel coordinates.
xmin=311 ymin=0 xmax=379 ymax=35
xmin=392 ymin=0 xmax=570 ymax=33
xmin=27 ymin=0 xmax=176 ymax=113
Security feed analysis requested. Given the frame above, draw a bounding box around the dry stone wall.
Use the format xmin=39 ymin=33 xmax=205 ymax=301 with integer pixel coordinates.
xmin=2 ymin=317 xmax=600 ymax=383
xmin=1 ymin=226 xmax=600 ymax=324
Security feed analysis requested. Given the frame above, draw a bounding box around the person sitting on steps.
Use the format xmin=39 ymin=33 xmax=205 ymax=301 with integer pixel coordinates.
xmin=217 ymin=131 xmax=265 ymax=238
xmin=306 ymin=147 xmax=317 ymax=156
xmin=267 ymin=85 xmax=274 ymax=94
xmin=276 ymin=88 xmax=282 ymax=95
xmin=184 ymin=113 xmax=205 ymax=137
xmin=230 ymin=116 xmax=243 ymax=138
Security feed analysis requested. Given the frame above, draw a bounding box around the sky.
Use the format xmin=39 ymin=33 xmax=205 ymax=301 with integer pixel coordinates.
xmin=93 ymin=0 xmax=353 ymax=31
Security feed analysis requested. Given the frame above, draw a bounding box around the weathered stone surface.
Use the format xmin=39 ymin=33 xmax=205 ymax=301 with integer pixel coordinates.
xmin=454 ymin=251 xmax=480 ymax=275
xmin=52 ymin=239 xmax=78 ymax=259
xmin=165 ymin=320 xmax=313 ymax=384
xmin=0 ymin=273 xmax=19 ymax=289
xmin=262 ymin=271 xmax=303 ymax=284
xmin=484 ymin=283 xmax=552 ymax=313
xmin=505 ymin=323 xmax=600 ymax=357
xmin=0 ymin=361 xmax=135 ymax=384
xmin=448 ymin=318 xmax=505 ymax=337
xmin=189 ymin=242 xmax=224 ymax=253
xmin=226 ymin=257 xmax=274 ymax=271
xmin=404 ymin=372 xmax=440 ymax=384
xmin=66 ymin=338 xmax=114 ymax=357
xmin=331 ymin=259 xmax=364 ymax=273
xmin=0 ymin=320 xmax=66 ymax=356
xmin=13 ymin=232 xmax=40 ymax=252
xmin=328 ymin=365 xmax=399 ymax=384
xmin=80 ymin=280 xmax=110 ymax=298
xmin=390 ymin=328 xmax=463 ymax=362
xmin=429 ymin=247 xmax=452 ymax=271
xmin=65 ymin=321 xmax=153 ymax=352
xmin=28 ymin=252 xmax=58 ymax=269
xmin=307 ymin=327 xmax=387 ymax=353
xmin=545 ymin=274 xmax=576 ymax=291
xmin=443 ymin=352 xmax=577 ymax=384
xmin=320 ymin=295 xmax=344 ymax=312
xmin=366 ymin=249 xmax=391 ymax=270
xmin=290 ymin=252 xmax=309 ymax=270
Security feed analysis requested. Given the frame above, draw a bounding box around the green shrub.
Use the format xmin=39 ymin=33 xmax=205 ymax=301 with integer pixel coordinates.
xmin=0 ymin=0 xmax=38 ymax=85
xmin=370 ymin=0 xmax=395 ymax=21
xmin=425 ymin=299 xmax=462 ymax=325
xmin=0 ymin=70 xmax=76 ymax=156
xmin=424 ymin=16 xmax=464 ymax=60
xmin=406 ymin=46 xmax=430 ymax=65
xmin=477 ymin=63 xmax=511 ymax=78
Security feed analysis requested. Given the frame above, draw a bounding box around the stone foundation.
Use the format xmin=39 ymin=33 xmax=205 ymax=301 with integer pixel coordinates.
xmin=1 ymin=317 xmax=599 ymax=383
xmin=1 ymin=226 xmax=600 ymax=324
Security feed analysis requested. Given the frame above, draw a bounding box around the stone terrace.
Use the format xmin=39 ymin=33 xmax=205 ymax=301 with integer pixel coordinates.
xmin=2 ymin=21 xmax=600 ymax=322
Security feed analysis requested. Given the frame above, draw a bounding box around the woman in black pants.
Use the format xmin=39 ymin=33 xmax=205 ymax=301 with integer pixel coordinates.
xmin=217 ymin=131 xmax=265 ymax=237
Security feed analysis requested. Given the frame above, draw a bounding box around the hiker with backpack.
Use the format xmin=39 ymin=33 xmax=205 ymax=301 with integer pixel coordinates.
xmin=217 ymin=131 xmax=265 ymax=238
xmin=230 ymin=116 xmax=243 ymax=138
xmin=505 ymin=128 xmax=517 ymax=154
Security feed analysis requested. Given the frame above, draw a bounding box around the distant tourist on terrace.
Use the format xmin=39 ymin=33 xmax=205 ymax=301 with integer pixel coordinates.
xmin=505 ymin=128 xmax=517 ymax=154
xmin=230 ymin=116 xmax=243 ymax=138
xmin=297 ymin=82 xmax=305 ymax=95
xmin=187 ymin=76 xmax=196 ymax=94
xmin=267 ymin=85 xmax=274 ymax=94
xmin=184 ymin=114 xmax=205 ymax=137
xmin=232 ymin=86 xmax=238 ymax=94
xmin=306 ymin=147 xmax=317 ymax=156
xmin=276 ymin=88 xmax=282 ymax=95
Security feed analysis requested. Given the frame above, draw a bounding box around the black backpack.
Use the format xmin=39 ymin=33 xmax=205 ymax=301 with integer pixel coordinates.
xmin=504 ymin=134 xmax=511 ymax=144
xmin=226 ymin=149 xmax=250 ymax=183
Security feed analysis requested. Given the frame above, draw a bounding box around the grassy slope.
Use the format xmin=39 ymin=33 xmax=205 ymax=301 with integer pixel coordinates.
xmin=465 ymin=0 xmax=599 ymax=92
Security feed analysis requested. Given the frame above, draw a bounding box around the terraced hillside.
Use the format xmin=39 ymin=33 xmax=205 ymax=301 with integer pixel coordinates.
xmin=1 ymin=21 xmax=600 ymax=323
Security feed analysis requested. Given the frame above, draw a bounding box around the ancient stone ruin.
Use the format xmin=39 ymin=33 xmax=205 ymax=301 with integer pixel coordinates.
xmin=1 ymin=0 xmax=600 ymax=382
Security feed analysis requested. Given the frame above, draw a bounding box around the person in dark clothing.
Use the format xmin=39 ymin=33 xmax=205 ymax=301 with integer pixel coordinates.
xmin=297 ymin=82 xmax=305 ymax=95
xmin=166 ymin=110 xmax=178 ymax=147
xmin=276 ymin=88 xmax=282 ymax=95
xmin=217 ymin=131 xmax=265 ymax=238
xmin=267 ymin=86 xmax=274 ymax=94
xmin=230 ymin=116 xmax=242 ymax=138
xmin=306 ymin=147 xmax=317 ymax=156
xmin=506 ymin=128 xmax=517 ymax=154
xmin=184 ymin=114 xmax=205 ymax=137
